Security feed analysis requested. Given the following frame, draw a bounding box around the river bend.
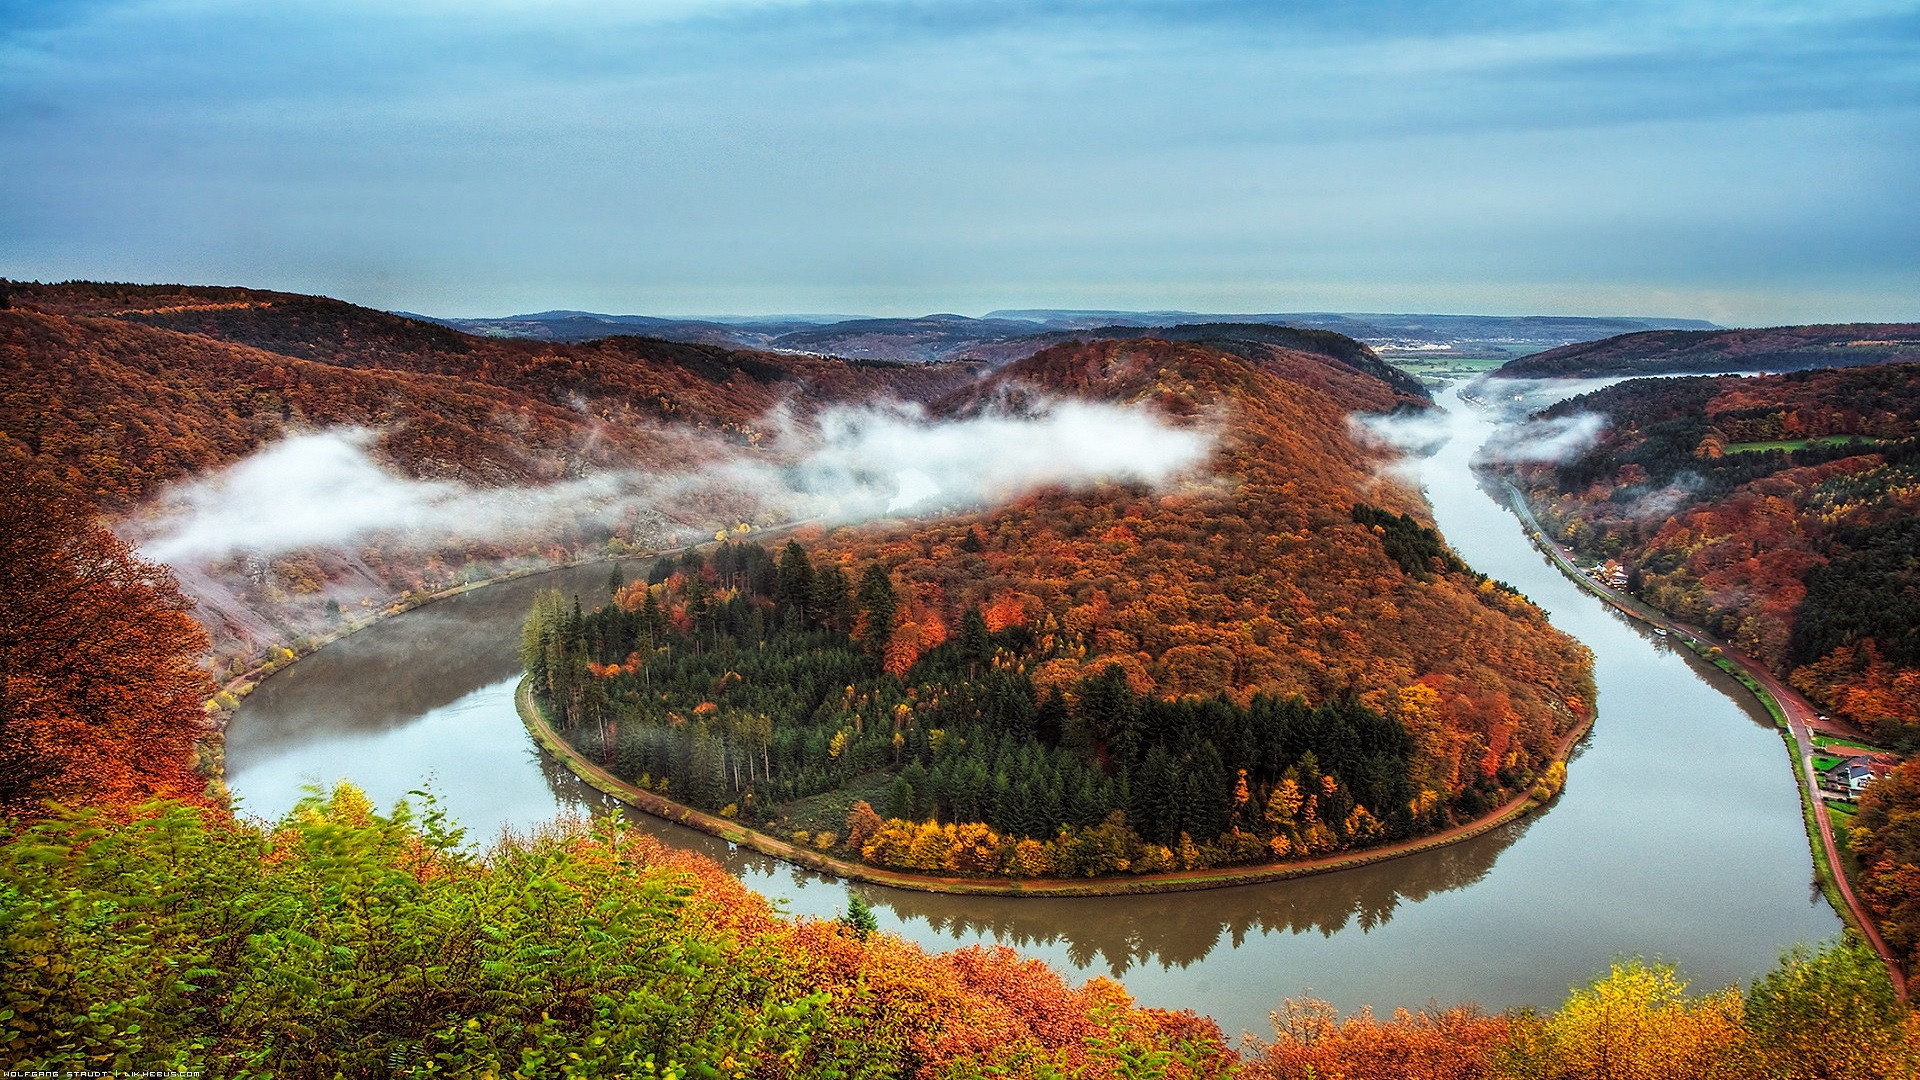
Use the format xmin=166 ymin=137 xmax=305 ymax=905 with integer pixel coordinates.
xmin=228 ymin=385 xmax=1839 ymax=1037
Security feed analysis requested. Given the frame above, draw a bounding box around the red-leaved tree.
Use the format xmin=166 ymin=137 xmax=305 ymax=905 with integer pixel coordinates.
xmin=0 ymin=450 xmax=213 ymax=816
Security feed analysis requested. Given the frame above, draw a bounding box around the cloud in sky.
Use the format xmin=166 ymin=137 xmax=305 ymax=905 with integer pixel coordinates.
xmin=2 ymin=0 xmax=1915 ymax=323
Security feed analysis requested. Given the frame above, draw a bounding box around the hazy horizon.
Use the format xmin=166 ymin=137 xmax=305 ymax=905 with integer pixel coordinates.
xmin=4 ymin=1 xmax=1915 ymax=326
xmin=401 ymin=305 xmax=1727 ymax=326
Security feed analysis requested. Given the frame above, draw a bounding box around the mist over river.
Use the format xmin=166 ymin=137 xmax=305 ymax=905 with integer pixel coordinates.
xmin=228 ymin=385 xmax=1838 ymax=1039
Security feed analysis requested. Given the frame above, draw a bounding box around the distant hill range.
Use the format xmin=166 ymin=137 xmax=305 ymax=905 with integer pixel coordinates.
xmin=1492 ymin=323 xmax=1920 ymax=379
xmin=402 ymin=307 xmax=1719 ymax=366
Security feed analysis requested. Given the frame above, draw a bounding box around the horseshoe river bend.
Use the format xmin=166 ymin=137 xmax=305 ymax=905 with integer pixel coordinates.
xmin=226 ymin=385 xmax=1840 ymax=1039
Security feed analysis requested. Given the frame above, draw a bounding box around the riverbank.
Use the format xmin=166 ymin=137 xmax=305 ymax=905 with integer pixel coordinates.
xmin=519 ymin=677 xmax=1594 ymax=897
xmin=206 ymin=522 xmax=840 ymax=719
xmin=1499 ymin=480 xmax=1907 ymax=999
xmin=197 ymin=522 xmax=817 ymax=788
xmin=194 ymin=551 xmax=670 ymax=789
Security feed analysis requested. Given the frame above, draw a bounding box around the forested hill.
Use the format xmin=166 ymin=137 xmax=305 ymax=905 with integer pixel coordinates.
xmin=1493 ymin=362 xmax=1920 ymax=738
xmin=2 ymin=281 xmax=979 ymax=509
xmin=1491 ymin=322 xmax=1920 ymax=379
xmin=0 ymin=282 xmax=981 ymax=664
xmin=957 ymin=322 xmax=1429 ymax=398
xmin=533 ymin=335 xmax=1595 ymax=879
xmin=1489 ymin=362 xmax=1920 ymax=969
xmin=3 ymin=304 xmax=685 ymax=508
xmin=823 ymin=336 xmax=1593 ymax=816
xmin=408 ymin=304 xmax=1719 ymax=365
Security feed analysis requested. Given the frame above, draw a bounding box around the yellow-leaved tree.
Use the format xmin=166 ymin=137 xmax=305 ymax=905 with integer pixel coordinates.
xmin=1493 ymin=960 xmax=1744 ymax=1080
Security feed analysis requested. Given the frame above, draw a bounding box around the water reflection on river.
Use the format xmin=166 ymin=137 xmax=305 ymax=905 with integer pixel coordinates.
xmin=228 ymin=386 xmax=1839 ymax=1039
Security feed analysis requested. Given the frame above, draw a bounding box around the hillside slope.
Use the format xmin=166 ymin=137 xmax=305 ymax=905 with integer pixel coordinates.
xmin=533 ymin=335 xmax=1594 ymax=879
xmin=950 ymin=322 xmax=1428 ymax=396
xmin=831 ymin=336 xmax=1591 ymax=801
xmin=1489 ymin=361 xmax=1920 ymax=968
xmin=5 ymin=282 xmax=977 ymax=467
xmin=1492 ymin=323 xmax=1920 ymax=379
xmin=1 ymin=284 xmax=976 ymax=664
xmin=1490 ymin=363 xmax=1920 ymax=738
xmin=414 ymin=304 xmax=1716 ymax=365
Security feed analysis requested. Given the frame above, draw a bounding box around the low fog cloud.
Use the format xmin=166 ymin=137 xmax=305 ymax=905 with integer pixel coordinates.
xmin=1345 ymin=406 xmax=1458 ymax=489
xmin=1618 ymin=476 xmax=1703 ymax=522
xmin=137 ymin=430 xmax=631 ymax=564
xmin=1462 ymin=376 xmax=1626 ymax=466
xmin=133 ymin=397 xmax=1214 ymax=565
xmin=1349 ymin=408 xmax=1455 ymax=458
xmin=1481 ymin=412 xmax=1609 ymax=464
xmin=802 ymin=399 xmax=1208 ymax=511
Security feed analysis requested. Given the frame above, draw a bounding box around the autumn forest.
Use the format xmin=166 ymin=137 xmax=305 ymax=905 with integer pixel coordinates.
xmin=4 ymin=281 xmax=1919 ymax=1074
xmin=1492 ymin=361 xmax=1920 ymax=983
xmin=520 ymin=330 xmax=1594 ymax=883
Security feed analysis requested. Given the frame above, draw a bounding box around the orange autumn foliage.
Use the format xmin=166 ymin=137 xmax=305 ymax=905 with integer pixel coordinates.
xmin=0 ymin=452 xmax=214 ymax=816
xmin=1793 ymin=640 xmax=1920 ymax=734
xmin=1856 ymin=761 xmax=1920 ymax=968
xmin=503 ymin=819 xmax=1237 ymax=1077
xmin=814 ymin=338 xmax=1593 ymax=801
xmin=982 ymin=592 xmax=1031 ymax=633
xmin=883 ymin=615 xmax=951 ymax=678
xmin=1504 ymin=364 xmax=1920 ymax=735
xmin=1243 ymin=998 xmax=1511 ymax=1080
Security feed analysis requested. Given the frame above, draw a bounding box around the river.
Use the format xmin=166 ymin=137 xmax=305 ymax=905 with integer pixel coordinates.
xmin=227 ymin=384 xmax=1840 ymax=1040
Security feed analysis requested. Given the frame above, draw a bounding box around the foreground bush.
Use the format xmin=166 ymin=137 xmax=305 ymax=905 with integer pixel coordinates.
xmin=1245 ymin=944 xmax=1920 ymax=1080
xmin=0 ymin=788 xmax=1231 ymax=1078
xmin=5 ymin=789 xmax=1917 ymax=1078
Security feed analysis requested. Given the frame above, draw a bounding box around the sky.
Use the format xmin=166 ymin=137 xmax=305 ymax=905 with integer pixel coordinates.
xmin=2 ymin=0 xmax=1916 ymax=325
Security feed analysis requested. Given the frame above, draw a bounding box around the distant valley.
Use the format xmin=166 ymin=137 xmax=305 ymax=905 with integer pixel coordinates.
xmin=407 ymin=306 xmax=1719 ymax=371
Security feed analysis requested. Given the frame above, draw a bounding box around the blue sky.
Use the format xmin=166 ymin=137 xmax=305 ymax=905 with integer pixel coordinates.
xmin=2 ymin=0 xmax=1916 ymax=324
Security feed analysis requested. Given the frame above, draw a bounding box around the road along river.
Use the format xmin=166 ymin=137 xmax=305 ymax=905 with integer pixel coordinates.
xmin=228 ymin=384 xmax=1839 ymax=1039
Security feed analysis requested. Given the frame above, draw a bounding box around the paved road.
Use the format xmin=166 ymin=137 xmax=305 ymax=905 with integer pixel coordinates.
xmin=1739 ymin=651 xmax=1907 ymax=1000
xmin=1503 ymin=484 xmax=1908 ymax=1000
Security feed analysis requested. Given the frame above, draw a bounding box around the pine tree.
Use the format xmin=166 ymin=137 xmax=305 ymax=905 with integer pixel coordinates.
xmin=1036 ymin=778 xmax=1064 ymax=834
xmin=810 ymin=562 xmax=854 ymax=631
xmin=901 ymin=760 xmax=929 ymax=819
xmin=1072 ymin=663 xmax=1139 ymax=759
xmin=640 ymin=588 xmax=664 ymax=642
xmin=855 ymin=564 xmax=897 ymax=655
xmin=1192 ymin=743 xmax=1231 ymax=839
xmin=520 ymin=590 xmax=568 ymax=694
xmin=1133 ymin=746 xmax=1177 ymax=845
xmin=840 ymin=890 xmax=879 ymax=940
xmin=959 ymin=607 xmax=990 ymax=668
xmin=1035 ymin=690 xmax=1067 ymax=749
xmin=884 ymin=775 xmax=916 ymax=820
xmin=775 ymin=541 xmax=815 ymax=630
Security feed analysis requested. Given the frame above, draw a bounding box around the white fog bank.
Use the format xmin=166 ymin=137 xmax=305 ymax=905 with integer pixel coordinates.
xmin=134 ymin=396 xmax=1215 ymax=565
